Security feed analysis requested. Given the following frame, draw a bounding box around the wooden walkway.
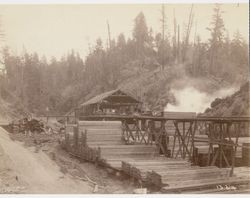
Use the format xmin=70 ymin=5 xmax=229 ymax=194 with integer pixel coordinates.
xmin=63 ymin=120 xmax=250 ymax=193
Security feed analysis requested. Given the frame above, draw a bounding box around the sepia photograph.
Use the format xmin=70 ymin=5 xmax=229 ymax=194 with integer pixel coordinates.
xmin=0 ymin=0 xmax=249 ymax=195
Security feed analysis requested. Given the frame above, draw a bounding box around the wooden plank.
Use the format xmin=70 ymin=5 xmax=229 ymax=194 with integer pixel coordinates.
xmin=161 ymin=178 xmax=249 ymax=193
xmin=155 ymin=166 xmax=228 ymax=176
xmin=87 ymin=141 xmax=122 ymax=146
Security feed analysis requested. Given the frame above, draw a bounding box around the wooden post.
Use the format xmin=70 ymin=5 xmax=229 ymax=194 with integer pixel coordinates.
xmin=207 ymin=123 xmax=212 ymax=166
xmin=172 ymin=121 xmax=177 ymax=158
xmin=219 ymin=123 xmax=223 ymax=168
xmin=182 ymin=122 xmax=185 ymax=157
xmin=97 ymin=147 xmax=101 ymax=162
xmin=84 ymin=129 xmax=87 ymax=146
xmin=230 ymin=123 xmax=240 ymax=176
xmin=121 ymin=120 xmax=125 ymax=142
xmin=190 ymin=120 xmax=196 ymax=163
xmin=174 ymin=121 xmax=191 ymax=159
xmin=160 ymin=120 xmax=167 ymax=156
xmin=73 ymin=126 xmax=79 ymax=154
xmin=65 ymin=133 xmax=70 ymax=152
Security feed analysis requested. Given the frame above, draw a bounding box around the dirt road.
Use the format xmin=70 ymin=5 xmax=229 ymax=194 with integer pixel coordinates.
xmin=0 ymin=127 xmax=92 ymax=193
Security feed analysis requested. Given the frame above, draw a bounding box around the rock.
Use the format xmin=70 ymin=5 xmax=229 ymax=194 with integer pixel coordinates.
xmin=68 ymin=168 xmax=79 ymax=177
xmin=16 ymin=186 xmax=25 ymax=191
xmin=133 ymin=188 xmax=147 ymax=194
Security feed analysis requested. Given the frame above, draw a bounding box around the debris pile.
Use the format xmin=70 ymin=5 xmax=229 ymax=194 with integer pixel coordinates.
xmin=8 ymin=117 xmax=65 ymax=136
xmin=7 ymin=118 xmax=65 ymax=152
xmin=8 ymin=118 xmax=44 ymax=134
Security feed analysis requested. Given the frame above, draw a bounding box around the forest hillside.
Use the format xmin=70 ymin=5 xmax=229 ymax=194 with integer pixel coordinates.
xmin=0 ymin=5 xmax=249 ymax=118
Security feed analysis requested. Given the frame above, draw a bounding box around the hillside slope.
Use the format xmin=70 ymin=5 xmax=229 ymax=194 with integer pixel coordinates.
xmin=203 ymin=81 xmax=250 ymax=117
xmin=62 ymin=61 xmax=243 ymax=115
xmin=0 ymin=88 xmax=30 ymax=121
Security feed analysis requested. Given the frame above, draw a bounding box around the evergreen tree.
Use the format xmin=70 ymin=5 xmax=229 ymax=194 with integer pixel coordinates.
xmin=207 ymin=4 xmax=225 ymax=75
xmin=133 ymin=12 xmax=149 ymax=58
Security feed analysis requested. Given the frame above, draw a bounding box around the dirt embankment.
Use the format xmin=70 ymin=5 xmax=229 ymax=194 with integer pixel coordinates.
xmin=0 ymin=127 xmax=93 ymax=193
xmin=203 ymin=81 xmax=250 ymax=117
xmin=0 ymin=126 xmax=136 ymax=194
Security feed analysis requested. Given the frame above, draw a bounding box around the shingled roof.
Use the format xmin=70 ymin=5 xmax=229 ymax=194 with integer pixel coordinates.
xmin=80 ymin=89 xmax=141 ymax=107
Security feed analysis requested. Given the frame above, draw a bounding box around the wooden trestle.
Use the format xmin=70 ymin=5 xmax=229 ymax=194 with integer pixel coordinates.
xmin=62 ymin=116 xmax=250 ymax=193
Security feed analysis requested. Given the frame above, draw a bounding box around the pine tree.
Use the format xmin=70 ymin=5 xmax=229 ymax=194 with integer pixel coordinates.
xmin=207 ymin=4 xmax=225 ymax=75
xmin=133 ymin=12 xmax=149 ymax=58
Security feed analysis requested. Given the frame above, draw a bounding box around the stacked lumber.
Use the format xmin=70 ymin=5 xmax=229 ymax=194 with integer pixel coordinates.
xmin=62 ymin=120 xmax=250 ymax=193
xmin=78 ymin=121 xmax=123 ymax=146
xmin=148 ymin=166 xmax=230 ymax=187
xmin=77 ymin=121 xmax=159 ymax=169
xmin=192 ymin=137 xmax=250 ymax=167
xmin=100 ymin=145 xmax=158 ymax=170
xmin=161 ymin=176 xmax=249 ymax=193
xmin=121 ymin=158 xmax=190 ymax=181
xmin=233 ymin=167 xmax=250 ymax=178
xmin=130 ymin=160 xmax=190 ymax=182
xmin=186 ymin=188 xmax=250 ymax=194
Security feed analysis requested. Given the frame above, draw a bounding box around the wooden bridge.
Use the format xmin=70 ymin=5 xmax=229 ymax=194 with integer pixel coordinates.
xmin=62 ymin=114 xmax=250 ymax=193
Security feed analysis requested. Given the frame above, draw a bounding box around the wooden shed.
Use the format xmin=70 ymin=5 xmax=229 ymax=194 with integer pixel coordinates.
xmin=76 ymin=89 xmax=142 ymax=117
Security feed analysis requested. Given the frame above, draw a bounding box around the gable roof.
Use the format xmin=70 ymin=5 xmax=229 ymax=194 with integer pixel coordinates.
xmin=80 ymin=89 xmax=141 ymax=107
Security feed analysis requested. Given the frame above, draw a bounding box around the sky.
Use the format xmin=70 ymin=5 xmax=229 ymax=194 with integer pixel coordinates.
xmin=0 ymin=3 xmax=248 ymax=60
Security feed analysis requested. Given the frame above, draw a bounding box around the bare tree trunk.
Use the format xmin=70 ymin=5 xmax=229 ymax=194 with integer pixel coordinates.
xmin=173 ymin=9 xmax=177 ymax=63
xmin=160 ymin=4 xmax=166 ymax=70
xmin=107 ymin=21 xmax=111 ymax=49
xmin=192 ymin=21 xmax=197 ymax=75
xmin=182 ymin=4 xmax=194 ymax=62
xmin=177 ymin=25 xmax=180 ymax=63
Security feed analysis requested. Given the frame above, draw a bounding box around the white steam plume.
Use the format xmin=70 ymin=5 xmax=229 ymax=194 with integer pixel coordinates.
xmin=165 ymin=86 xmax=238 ymax=113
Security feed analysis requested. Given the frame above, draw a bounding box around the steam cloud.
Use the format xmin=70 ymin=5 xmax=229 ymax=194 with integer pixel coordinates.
xmin=165 ymin=86 xmax=237 ymax=113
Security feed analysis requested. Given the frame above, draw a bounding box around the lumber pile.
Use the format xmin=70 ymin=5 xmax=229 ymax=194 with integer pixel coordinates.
xmin=78 ymin=121 xmax=123 ymax=146
xmin=192 ymin=137 xmax=250 ymax=167
xmin=161 ymin=177 xmax=249 ymax=193
xmin=121 ymin=157 xmax=182 ymax=180
xmin=147 ymin=165 xmax=250 ymax=193
xmin=69 ymin=121 xmax=159 ymax=169
xmin=233 ymin=167 xmax=250 ymax=178
xmin=62 ymin=120 xmax=250 ymax=193
xmin=148 ymin=166 xmax=230 ymax=187
xmin=126 ymin=159 xmax=190 ymax=182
